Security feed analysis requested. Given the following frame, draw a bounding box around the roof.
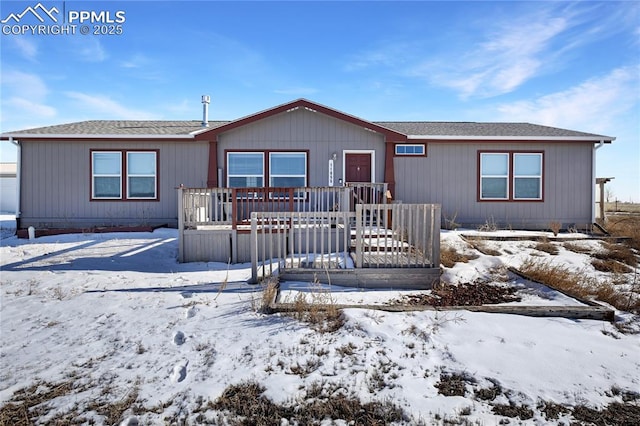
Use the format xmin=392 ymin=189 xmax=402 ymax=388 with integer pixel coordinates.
xmin=374 ymin=121 xmax=611 ymax=139
xmin=1 ymin=99 xmax=615 ymax=142
xmin=3 ymin=120 xmax=228 ymax=136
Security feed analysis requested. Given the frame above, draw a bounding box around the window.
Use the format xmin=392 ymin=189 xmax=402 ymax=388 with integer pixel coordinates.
xmin=480 ymin=153 xmax=509 ymax=199
xmin=395 ymin=144 xmax=426 ymax=156
xmin=92 ymin=152 xmax=122 ymax=199
xmin=127 ymin=152 xmax=157 ymax=199
xmin=227 ymin=152 xmax=264 ymax=188
xmin=479 ymin=152 xmax=543 ymax=201
xmin=269 ymin=152 xmax=307 ymax=187
xmin=226 ymin=151 xmax=308 ymax=189
xmin=513 ymin=153 xmax=542 ymax=199
xmin=91 ymin=150 xmax=158 ymax=200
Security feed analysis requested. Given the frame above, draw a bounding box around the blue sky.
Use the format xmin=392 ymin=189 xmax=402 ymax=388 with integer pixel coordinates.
xmin=1 ymin=0 xmax=638 ymax=201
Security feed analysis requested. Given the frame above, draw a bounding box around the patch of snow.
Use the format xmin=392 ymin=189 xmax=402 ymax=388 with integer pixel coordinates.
xmin=1 ymin=228 xmax=638 ymax=424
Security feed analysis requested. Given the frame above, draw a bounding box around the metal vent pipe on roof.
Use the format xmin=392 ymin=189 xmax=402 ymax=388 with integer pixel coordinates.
xmin=201 ymin=95 xmax=210 ymax=127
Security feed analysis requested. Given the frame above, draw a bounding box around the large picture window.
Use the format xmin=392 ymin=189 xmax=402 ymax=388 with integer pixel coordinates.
xmin=226 ymin=151 xmax=308 ymax=189
xmin=91 ymin=150 xmax=158 ymax=200
xmin=479 ymin=151 xmax=543 ymax=201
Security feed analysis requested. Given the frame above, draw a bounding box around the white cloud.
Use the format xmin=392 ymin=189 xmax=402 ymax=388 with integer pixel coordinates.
xmin=1 ymin=70 xmax=49 ymax=99
xmin=12 ymin=37 xmax=38 ymax=61
xmin=4 ymin=97 xmax=56 ymax=118
xmin=0 ymin=71 xmax=57 ymax=131
xmin=495 ymin=66 xmax=640 ymax=133
xmin=64 ymin=92 xmax=156 ymax=119
xmin=422 ymin=16 xmax=568 ymax=99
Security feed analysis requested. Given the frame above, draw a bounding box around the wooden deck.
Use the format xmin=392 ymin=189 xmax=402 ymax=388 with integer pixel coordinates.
xmin=178 ymin=186 xmax=441 ymax=289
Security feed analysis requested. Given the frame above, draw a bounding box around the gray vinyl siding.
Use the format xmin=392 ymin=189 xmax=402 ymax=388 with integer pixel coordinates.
xmin=394 ymin=142 xmax=594 ymax=229
xmin=217 ymin=108 xmax=386 ymax=186
xmin=19 ymin=140 xmax=209 ymax=228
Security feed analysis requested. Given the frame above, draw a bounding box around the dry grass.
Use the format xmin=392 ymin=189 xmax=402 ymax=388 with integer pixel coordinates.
xmin=0 ymin=380 xmax=84 ymax=425
xmin=594 ymin=242 xmax=638 ymax=268
xmin=211 ymin=381 xmax=408 ymax=425
xmin=548 ymin=221 xmax=562 ymax=236
xmin=606 ymin=215 xmax=640 ymax=251
xmin=284 ymin=281 xmax=345 ymax=333
xmin=440 ymin=244 xmax=479 ymax=268
xmin=469 ymin=241 xmax=502 ymax=256
xmin=591 ymin=258 xmax=632 ymax=274
xmin=518 ymin=258 xmax=640 ymax=314
xmin=0 ymin=378 xmax=140 ymax=425
xmin=563 ymin=242 xmax=592 ymax=254
xmin=534 ymin=240 xmax=559 ymax=255
xmin=259 ymin=277 xmax=279 ymax=313
xmin=606 ymin=202 xmax=640 ymax=214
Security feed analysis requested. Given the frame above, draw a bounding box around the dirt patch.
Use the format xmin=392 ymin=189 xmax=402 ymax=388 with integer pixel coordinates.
xmin=399 ymin=282 xmax=521 ymax=307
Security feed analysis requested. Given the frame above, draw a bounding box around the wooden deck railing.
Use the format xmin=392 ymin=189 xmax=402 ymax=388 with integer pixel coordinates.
xmin=249 ymin=203 xmax=441 ymax=282
xmin=179 ymin=185 xmax=387 ymax=230
xmin=354 ymin=203 xmax=440 ymax=269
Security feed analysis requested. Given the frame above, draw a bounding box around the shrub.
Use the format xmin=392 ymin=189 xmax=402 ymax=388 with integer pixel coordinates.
xmin=549 ymin=221 xmax=562 ymax=236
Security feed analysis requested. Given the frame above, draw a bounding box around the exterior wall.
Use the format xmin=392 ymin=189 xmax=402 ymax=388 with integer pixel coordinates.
xmin=394 ymin=141 xmax=594 ymax=229
xmin=217 ymin=108 xmax=386 ymax=186
xmin=20 ymin=140 xmax=209 ymax=229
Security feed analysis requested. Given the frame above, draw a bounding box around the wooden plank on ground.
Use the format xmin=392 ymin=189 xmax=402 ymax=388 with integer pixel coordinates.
xmin=270 ymin=302 xmax=614 ymax=322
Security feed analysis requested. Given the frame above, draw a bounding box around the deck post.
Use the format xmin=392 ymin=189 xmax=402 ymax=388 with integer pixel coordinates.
xmin=231 ymin=188 xmax=238 ymax=230
xmin=433 ymin=205 xmax=441 ymax=268
xmin=250 ymin=213 xmax=258 ymax=284
xmin=355 ymin=204 xmax=363 ymax=268
xmin=177 ymin=187 xmax=184 ymax=263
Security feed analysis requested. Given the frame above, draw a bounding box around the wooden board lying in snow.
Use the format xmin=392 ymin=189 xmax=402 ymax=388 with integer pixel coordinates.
xmin=269 ymin=302 xmax=615 ymax=322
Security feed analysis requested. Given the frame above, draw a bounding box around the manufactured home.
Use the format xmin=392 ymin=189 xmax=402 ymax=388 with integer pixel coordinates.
xmin=1 ymin=98 xmax=614 ymax=285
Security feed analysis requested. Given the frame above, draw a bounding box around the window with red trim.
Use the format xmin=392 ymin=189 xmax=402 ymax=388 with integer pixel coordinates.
xmin=91 ymin=150 xmax=158 ymax=200
xmin=479 ymin=152 xmax=543 ymax=201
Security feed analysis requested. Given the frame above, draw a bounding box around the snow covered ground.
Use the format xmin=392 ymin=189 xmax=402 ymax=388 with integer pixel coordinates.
xmin=1 ymin=221 xmax=639 ymax=424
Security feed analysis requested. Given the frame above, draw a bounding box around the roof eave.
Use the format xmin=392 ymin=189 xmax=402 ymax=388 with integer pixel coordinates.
xmin=407 ymin=135 xmax=615 ymax=142
xmin=1 ymin=133 xmax=196 ymax=140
